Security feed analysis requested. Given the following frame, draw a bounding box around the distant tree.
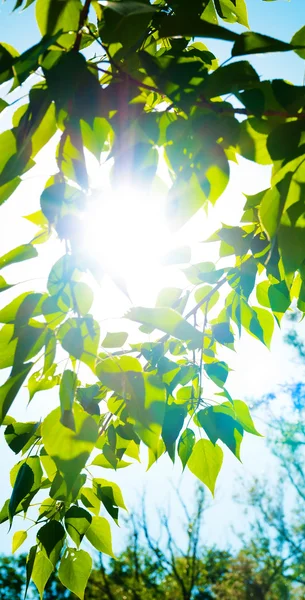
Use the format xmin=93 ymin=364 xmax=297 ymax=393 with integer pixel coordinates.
xmin=0 ymin=554 xmax=25 ymax=600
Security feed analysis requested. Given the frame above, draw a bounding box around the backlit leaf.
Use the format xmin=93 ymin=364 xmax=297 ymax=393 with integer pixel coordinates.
xmin=188 ymin=439 xmax=223 ymax=495
xmin=58 ymin=548 xmax=92 ymax=600
xmin=42 ymin=405 xmax=98 ymax=491
xmin=85 ymin=516 xmax=115 ymax=557
xmin=37 ymin=520 xmax=66 ymax=565
xmin=65 ymin=505 xmax=92 ymax=547
xmin=12 ymin=529 xmax=27 ymax=553
xmin=60 ymin=369 xmax=77 ymax=430
xmin=102 ymin=331 xmax=128 ymax=348
xmin=126 ymin=307 xmax=203 ymax=348
xmin=32 ymin=551 xmax=54 ymax=600
xmin=0 ymin=244 xmax=37 ymax=270
xmin=0 ymin=363 xmax=33 ymax=425
xmin=178 ymin=428 xmax=195 ymax=470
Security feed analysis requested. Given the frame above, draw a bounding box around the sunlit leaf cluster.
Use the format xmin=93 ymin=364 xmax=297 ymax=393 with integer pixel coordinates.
xmin=0 ymin=0 xmax=305 ymax=596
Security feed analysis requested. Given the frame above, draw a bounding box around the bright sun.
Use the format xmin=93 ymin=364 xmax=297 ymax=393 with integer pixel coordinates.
xmin=83 ymin=181 xmax=173 ymax=302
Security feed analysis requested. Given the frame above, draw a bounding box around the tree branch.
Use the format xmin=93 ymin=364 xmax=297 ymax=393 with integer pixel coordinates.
xmin=74 ymin=0 xmax=92 ymax=51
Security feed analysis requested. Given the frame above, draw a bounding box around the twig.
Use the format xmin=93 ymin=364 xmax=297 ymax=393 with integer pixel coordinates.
xmin=98 ymin=412 xmax=112 ymax=437
xmin=185 ymin=275 xmax=227 ymax=320
xmin=197 ymin=98 xmax=305 ymax=120
xmin=74 ymin=0 xmax=92 ymax=52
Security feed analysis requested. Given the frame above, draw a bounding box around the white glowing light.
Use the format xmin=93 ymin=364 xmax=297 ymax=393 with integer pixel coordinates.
xmin=83 ymin=183 xmax=172 ymax=300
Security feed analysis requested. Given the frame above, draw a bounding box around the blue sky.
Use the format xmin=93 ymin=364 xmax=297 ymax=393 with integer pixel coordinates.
xmin=0 ymin=0 xmax=305 ymax=556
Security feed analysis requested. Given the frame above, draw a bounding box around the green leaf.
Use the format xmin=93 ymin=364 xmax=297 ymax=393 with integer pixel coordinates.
xmin=196 ymin=405 xmax=243 ymax=459
xmin=268 ymin=281 xmax=291 ymax=315
xmin=80 ymin=487 xmax=101 ymax=516
xmin=203 ymin=61 xmax=259 ymax=98
xmin=10 ymin=455 xmax=42 ymax=490
xmin=0 ymin=99 xmax=8 ymax=113
xmin=32 ymin=551 xmax=54 ymax=600
xmin=25 ymin=545 xmax=38 ymax=597
xmin=58 ymin=317 xmax=100 ymax=370
xmin=291 ymin=25 xmax=305 ymax=59
xmin=0 ymin=178 xmax=21 ymax=206
xmin=204 ymin=361 xmax=229 ymax=388
xmin=166 ymin=172 xmax=207 ymax=231
xmin=156 ymin=288 xmax=183 ymax=309
xmin=9 ymin=463 xmax=34 ymax=524
xmin=36 ymin=0 xmax=82 ymax=48
xmin=99 ymin=3 xmax=153 ymax=47
xmin=251 ymin=307 xmax=274 ymax=349
xmin=91 ymin=453 xmax=131 ymax=469
xmin=0 ymin=362 xmax=33 ymax=425
xmin=44 ymin=330 xmax=56 ymax=373
xmin=162 ymin=402 xmax=186 ymax=462
xmin=187 ymin=439 xmax=223 ymax=495
xmin=5 ymin=421 xmax=39 ymax=454
xmin=126 ymin=307 xmax=203 ymax=348
xmin=101 ymin=332 xmax=128 ymax=348
xmin=104 ymin=1 xmax=156 ymax=16
xmin=65 ymin=505 xmax=92 ymax=547
xmin=96 ymin=359 xmax=166 ymax=452
xmin=73 ymin=282 xmax=94 ymax=316
xmin=37 ymin=521 xmax=66 ymax=565
xmin=58 ymin=548 xmax=92 ymax=600
xmin=0 ymin=499 xmax=10 ymax=525
xmin=159 ymin=15 xmax=238 ymax=42
xmin=60 ymin=370 xmax=77 ymax=430
xmin=234 ymin=299 xmax=274 ymax=348
xmin=85 ymin=516 xmax=115 ymax=557
xmin=28 ymin=365 xmax=60 ymax=402
xmin=278 ymin=216 xmax=305 ymax=278
xmin=232 ymin=31 xmax=296 ymax=57
xmin=47 ymin=254 xmax=79 ymax=296
xmin=233 ymin=400 xmax=262 ymax=436
xmin=80 ymin=117 xmax=113 ymax=161
xmin=0 ymin=324 xmax=17 ymax=368
xmin=0 ymin=42 xmax=19 ymax=85
xmin=183 ymin=262 xmax=221 ymax=285
xmin=194 ymin=285 xmax=220 ymax=313
xmin=12 ymin=322 xmax=46 ymax=376
xmin=11 ymin=41 xmax=48 ymax=87
xmin=12 ymin=529 xmax=27 ymax=553
xmin=178 ymin=428 xmax=195 ymax=470
xmin=94 ymin=478 xmax=126 ymax=523
xmin=24 ymin=210 xmax=48 ymax=227
xmin=267 ymin=121 xmax=302 ymax=161
xmin=216 ymin=0 xmax=249 ymax=27
xmin=0 ymin=276 xmax=14 ymax=293
xmin=0 ymin=244 xmax=37 ymax=270
xmin=42 ymin=404 xmax=98 ymax=491
xmin=212 ymin=322 xmax=234 ymax=346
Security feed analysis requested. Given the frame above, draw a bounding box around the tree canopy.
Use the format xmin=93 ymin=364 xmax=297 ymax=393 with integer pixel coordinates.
xmin=0 ymin=0 xmax=305 ymax=597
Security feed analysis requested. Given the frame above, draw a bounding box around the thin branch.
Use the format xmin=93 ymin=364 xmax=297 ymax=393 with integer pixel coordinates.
xmin=98 ymin=412 xmax=112 ymax=437
xmin=74 ymin=0 xmax=92 ymax=52
xmin=185 ymin=276 xmax=227 ymax=320
xmin=162 ymin=514 xmax=189 ymax=600
xmin=197 ymin=97 xmax=305 ymax=120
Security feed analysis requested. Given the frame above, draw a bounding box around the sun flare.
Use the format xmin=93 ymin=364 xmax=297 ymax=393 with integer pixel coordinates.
xmin=83 ymin=183 xmax=174 ymax=299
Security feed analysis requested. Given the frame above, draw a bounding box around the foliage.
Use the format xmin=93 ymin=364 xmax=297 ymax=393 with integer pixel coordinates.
xmin=0 ymin=477 xmax=304 ymax=599
xmin=1 ymin=0 xmax=305 ymax=595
